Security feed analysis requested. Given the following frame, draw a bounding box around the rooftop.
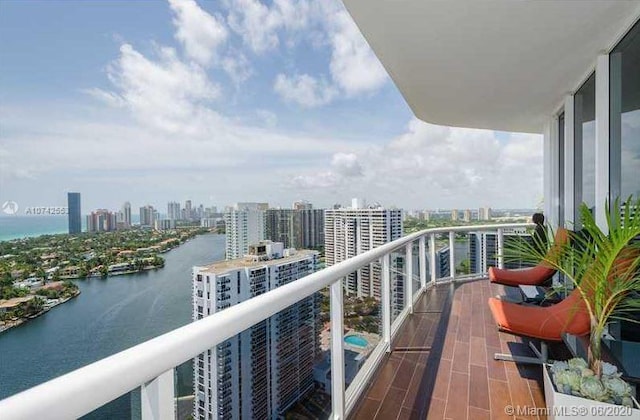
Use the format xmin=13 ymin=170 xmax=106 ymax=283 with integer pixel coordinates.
xmin=0 ymin=296 xmax=36 ymax=309
xmin=197 ymin=249 xmax=318 ymax=274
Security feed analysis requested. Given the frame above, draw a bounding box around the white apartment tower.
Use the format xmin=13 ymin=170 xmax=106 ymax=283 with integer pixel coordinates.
xmin=122 ymin=202 xmax=131 ymax=227
xmin=192 ymin=242 xmax=319 ymax=419
xmin=224 ymin=204 xmax=267 ymax=260
xmin=324 ymin=204 xmax=403 ymax=300
xmin=478 ymin=207 xmax=492 ymax=221
xmin=167 ymin=201 xmax=181 ymax=221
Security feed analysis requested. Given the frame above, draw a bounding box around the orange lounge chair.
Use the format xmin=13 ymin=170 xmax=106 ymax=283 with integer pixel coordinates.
xmin=489 ymin=227 xmax=569 ymax=287
xmin=488 ymin=250 xmax=637 ymax=365
xmin=488 ymin=287 xmax=590 ymax=364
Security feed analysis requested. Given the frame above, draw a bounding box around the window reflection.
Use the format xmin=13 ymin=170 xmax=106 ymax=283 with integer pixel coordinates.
xmin=574 ymin=73 xmax=596 ymax=225
xmin=611 ymin=20 xmax=640 ymax=201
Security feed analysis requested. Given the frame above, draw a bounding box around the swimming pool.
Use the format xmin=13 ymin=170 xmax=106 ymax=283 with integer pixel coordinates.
xmin=344 ymin=335 xmax=368 ymax=347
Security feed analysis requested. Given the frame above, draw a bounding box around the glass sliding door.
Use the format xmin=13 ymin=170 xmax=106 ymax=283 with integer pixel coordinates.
xmin=610 ymin=20 xmax=640 ymax=204
xmin=574 ymin=73 xmax=596 ymax=227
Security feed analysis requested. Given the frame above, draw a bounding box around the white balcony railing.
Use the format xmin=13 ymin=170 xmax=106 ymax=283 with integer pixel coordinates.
xmin=0 ymin=223 xmax=531 ymax=420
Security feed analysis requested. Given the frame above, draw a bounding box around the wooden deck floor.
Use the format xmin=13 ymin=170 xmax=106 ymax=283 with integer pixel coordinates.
xmin=350 ymin=279 xmax=553 ymax=420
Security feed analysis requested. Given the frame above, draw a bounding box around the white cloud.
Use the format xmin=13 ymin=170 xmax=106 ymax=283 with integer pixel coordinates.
xmin=273 ymin=73 xmax=337 ymax=108
xmin=82 ymin=88 xmax=126 ymax=108
xmin=292 ymin=171 xmax=340 ymax=189
xmin=256 ymin=109 xmax=277 ymax=127
xmin=222 ymin=51 xmax=253 ymax=85
xmin=168 ymin=0 xmax=228 ymax=66
xmin=327 ymin=10 xmax=387 ymax=96
xmin=331 ymin=152 xmax=362 ymax=177
xmin=105 ymin=43 xmax=221 ymax=135
xmin=226 ymin=0 xmax=284 ymax=53
xmin=291 ymin=118 xmax=543 ymax=208
xmin=225 ymin=0 xmax=388 ymax=104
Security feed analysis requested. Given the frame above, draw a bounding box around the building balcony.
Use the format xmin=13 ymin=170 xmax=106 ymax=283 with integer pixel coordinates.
xmin=0 ymin=222 xmax=576 ymax=420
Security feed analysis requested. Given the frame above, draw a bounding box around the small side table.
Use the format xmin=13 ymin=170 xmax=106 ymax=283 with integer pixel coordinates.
xmin=518 ymin=285 xmax=566 ymax=305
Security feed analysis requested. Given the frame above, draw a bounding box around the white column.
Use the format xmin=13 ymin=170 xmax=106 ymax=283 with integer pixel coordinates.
xmin=330 ymin=280 xmax=345 ymax=419
xmin=405 ymin=242 xmax=413 ymax=313
xmin=429 ymin=234 xmax=436 ymax=283
xmin=141 ymin=369 xmax=175 ymax=420
xmin=543 ymin=120 xmax=557 ymax=227
xmin=497 ymin=228 xmax=504 ymax=269
xmin=381 ymin=254 xmax=391 ymax=351
xmin=419 ymin=236 xmax=427 ymax=290
xmin=564 ymin=95 xmax=575 ymax=227
xmin=449 ymin=231 xmax=456 ymax=281
xmin=595 ymin=54 xmax=610 ymax=232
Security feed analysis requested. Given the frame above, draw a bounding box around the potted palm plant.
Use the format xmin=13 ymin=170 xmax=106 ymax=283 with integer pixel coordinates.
xmin=506 ymin=197 xmax=640 ymax=418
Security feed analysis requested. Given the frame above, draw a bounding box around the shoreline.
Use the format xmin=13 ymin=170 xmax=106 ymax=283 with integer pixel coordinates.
xmin=0 ymin=290 xmax=81 ymax=334
xmin=0 ymin=232 xmax=212 ymax=335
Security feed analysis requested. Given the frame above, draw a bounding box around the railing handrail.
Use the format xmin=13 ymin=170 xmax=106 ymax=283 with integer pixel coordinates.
xmin=0 ymin=222 xmax=531 ymax=419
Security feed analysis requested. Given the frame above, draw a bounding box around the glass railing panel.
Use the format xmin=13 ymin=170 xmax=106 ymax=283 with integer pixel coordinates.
xmin=454 ymin=232 xmax=473 ymax=278
xmin=433 ymin=233 xmax=451 ymax=282
xmin=411 ymin=241 xmax=421 ymax=302
xmin=300 ymin=286 xmax=331 ymax=419
xmin=389 ymin=249 xmax=406 ymax=324
xmin=191 ymin=292 xmax=327 ymax=420
xmin=342 ymin=267 xmax=382 ymax=394
xmin=175 ymin=360 xmax=193 ymax=420
xmin=503 ymin=228 xmax=537 ymax=269
xmin=81 ymin=391 xmax=138 ymax=419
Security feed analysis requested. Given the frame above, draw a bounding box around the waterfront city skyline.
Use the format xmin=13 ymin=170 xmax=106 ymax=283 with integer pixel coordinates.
xmin=1 ymin=0 xmax=543 ymax=212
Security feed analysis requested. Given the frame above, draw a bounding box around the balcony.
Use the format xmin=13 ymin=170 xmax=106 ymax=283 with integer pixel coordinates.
xmin=0 ymin=223 xmax=569 ymax=420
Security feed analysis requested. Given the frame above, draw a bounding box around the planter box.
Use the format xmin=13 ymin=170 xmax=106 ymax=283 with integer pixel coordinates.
xmin=543 ymin=364 xmax=640 ymax=420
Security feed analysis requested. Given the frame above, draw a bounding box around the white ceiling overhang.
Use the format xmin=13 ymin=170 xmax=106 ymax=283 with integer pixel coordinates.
xmin=342 ymin=0 xmax=640 ymax=133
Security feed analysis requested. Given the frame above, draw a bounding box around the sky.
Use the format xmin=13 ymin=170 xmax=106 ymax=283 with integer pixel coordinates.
xmin=0 ymin=0 xmax=543 ymax=213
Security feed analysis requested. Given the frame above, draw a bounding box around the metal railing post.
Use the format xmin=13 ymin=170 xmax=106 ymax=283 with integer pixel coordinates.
xmin=449 ymin=231 xmax=456 ymax=281
xmin=497 ymin=228 xmax=505 ymax=269
xmin=141 ymin=369 xmax=175 ymax=420
xmin=429 ymin=234 xmax=437 ymax=284
xmin=405 ymin=242 xmax=413 ymax=314
xmin=381 ymin=254 xmax=391 ymax=351
xmin=330 ymin=279 xmax=345 ymax=419
xmin=419 ymin=236 xmax=426 ymax=290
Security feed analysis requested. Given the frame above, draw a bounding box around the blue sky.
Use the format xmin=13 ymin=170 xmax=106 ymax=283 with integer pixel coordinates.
xmin=0 ymin=0 xmax=542 ymax=213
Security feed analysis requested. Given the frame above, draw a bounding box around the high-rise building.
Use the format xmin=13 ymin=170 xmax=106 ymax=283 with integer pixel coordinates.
xmin=236 ymin=202 xmax=269 ymax=211
xmin=224 ymin=205 xmax=266 ymax=259
xmin=139 ymin=205 xmax=155 ymax=227
xmin=86 ymin=209 xmax=117 ymax=232
xmin=478 ymin=207 xmax=492 ymax=221
xmin=463 ymin=209 xmax=472 ymax=222
xmin=434 ymin=246 xmax=451 ymax=278
xmin=451 ymin=209 xmax=458 ymax=221
xmin=154 ymin=219 xmax=176 ymax=231
xmin=265 ymin=208 xmax=324 ymax=249
xmin=292 ymin=200 xmax=312 ymax=210
xmin=167 ymin=201 xmax=181 ymax=221
xmin=192 ymin=243 xmax=319 ymax=419
xmin=122 ymin=202 xmax=132 ymax=227
xmin=67 ymin=192 xmax=81 ymax=234
xmin=197 ymin=204 xmax=204 ymax=220
xmin=185 ymin=200 xmax=192 ymax=220
xmin=324 ymin=204 xmax=403 ymax=301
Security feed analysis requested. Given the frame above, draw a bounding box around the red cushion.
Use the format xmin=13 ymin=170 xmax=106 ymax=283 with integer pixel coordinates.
xmin=489 ymin=265 xmax=555 ymax=286
xmin=488 ymin=290 xmax=590 ymax=341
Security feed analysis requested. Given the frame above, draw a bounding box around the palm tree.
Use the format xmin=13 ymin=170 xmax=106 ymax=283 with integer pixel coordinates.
xmin=505 ymin=197 xmax=640 ymax=377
